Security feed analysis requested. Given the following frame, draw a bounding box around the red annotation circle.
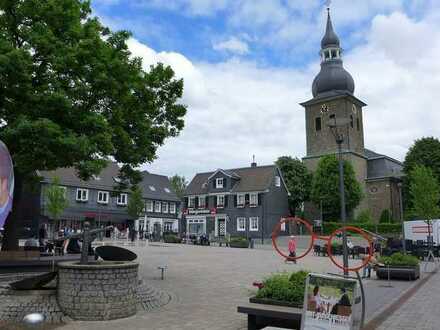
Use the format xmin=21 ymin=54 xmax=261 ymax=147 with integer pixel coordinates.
xmin=271 ymin=217 xmax=314 ymax=261
xmin=327 ymin=226 xmax=373 ymax=272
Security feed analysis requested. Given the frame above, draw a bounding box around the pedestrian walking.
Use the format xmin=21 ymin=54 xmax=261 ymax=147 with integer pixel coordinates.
xmin=286 ymin=235 xmax=297 ymax=264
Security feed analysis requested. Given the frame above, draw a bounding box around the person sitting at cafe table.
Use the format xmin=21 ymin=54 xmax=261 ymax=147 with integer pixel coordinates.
xmin=331 ymin=288 xmax=351 ymax=315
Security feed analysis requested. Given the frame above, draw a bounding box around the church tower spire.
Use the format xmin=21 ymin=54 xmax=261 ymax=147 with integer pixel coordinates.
xmin=312 ymin=8 xmax=355 ymax=98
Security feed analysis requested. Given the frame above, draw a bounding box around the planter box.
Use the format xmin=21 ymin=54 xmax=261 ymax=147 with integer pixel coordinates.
xmin=376 ymin=264 xmax=420 ymax=281
xmin=249 ymin=297 xmax=302 ymax=309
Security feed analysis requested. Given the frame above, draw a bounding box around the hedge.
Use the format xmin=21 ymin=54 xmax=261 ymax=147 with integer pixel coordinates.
xmin=229 ymin=236 xmax=249 ymax=248
xmin=379 ymin=252 xmax=420 ymax=267
xmin=163 ymin=234 xmax=182 ymax=243
xmin=256 ymin=271 xmax=309 ymax=305
xmin=322 ymin=222 xmax=402 ymax=235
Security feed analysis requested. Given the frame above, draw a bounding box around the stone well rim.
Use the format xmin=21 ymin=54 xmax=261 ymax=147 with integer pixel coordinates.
xmin=57 ymin=260 xmax=139 ymax=270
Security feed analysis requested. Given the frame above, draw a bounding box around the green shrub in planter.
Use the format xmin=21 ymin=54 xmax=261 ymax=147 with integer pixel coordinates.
xmin=163 ymin=234 xmax=182 ymax=243
xmin=379 ymin=252 xmax=420 ymax=267
xmin=255 ymin=270 xmax=308 ymax=305
xmin=229 ymin=236 xmax=249 ymax=248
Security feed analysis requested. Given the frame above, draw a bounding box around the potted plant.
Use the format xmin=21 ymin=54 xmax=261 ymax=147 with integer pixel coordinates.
xmin=249 ymin=271 xmax=308 ymax=307
xmin=376 ymin=252 xmax=420 ymax=280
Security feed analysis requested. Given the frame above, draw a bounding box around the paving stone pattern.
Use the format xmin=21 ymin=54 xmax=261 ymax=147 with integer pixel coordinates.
xmin=377 ymin=268 xmax=440 ymax=330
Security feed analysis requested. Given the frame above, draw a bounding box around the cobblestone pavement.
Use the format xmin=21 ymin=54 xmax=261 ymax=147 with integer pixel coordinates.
xmin=376 ymin=266 xmax=440 ymax=330
xmin=57 ymin=241 xmax=421 ymax=330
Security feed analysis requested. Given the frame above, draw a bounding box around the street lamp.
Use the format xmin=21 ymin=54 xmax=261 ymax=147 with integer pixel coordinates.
xmin=397 ymin=182 xmax=406 ymax=254
xmin=327 ymin=115 xmax=350 ymax=276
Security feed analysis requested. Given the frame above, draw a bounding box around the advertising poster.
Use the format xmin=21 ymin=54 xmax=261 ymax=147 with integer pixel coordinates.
xmin=0 ymin=140 xmax=14 ymax=228
xmin=302 ymin=273 xmax=361 ymax=330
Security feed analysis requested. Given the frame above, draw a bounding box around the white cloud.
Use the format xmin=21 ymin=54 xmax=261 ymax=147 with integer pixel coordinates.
xmin=213 ymin=37 xmax=249 ymax=55
xmin=124 ymin=9 xmax=440 ymax=181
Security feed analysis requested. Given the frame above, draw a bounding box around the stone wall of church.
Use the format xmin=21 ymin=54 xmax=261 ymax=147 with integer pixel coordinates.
xmin=366 ymin=179 xmax=402 ymax=222
xmin=304 ymin=97 xmax=365 ymax=157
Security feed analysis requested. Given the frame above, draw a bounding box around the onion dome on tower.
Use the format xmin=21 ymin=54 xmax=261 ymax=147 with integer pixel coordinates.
xmin=312 ymin=9 xmax=355 ymax=98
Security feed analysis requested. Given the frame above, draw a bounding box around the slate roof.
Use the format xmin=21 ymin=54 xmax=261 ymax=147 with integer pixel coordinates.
xmin=364 ymin=148 xmax=403 ymax=179
xmin=39 ymin=162 xmax=122 ymax=190
xmin=139 ymin=171 xmax=180 ymax=202
xmin=40 ymin=163 xmax=180 ymax=202
xmin=185 ymin=165 xmax=282 ymax=195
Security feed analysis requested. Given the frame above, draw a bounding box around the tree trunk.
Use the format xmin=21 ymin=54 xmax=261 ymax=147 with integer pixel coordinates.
xmin=1 ymin=170 xmax=23 ymax=251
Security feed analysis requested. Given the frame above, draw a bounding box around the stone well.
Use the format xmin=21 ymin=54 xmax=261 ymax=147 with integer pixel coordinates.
xmin=57 ymin=261 xmax=139 ymax=321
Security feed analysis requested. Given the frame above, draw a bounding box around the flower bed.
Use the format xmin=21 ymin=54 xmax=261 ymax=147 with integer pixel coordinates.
xmin=376 ymin=253 xmax=420 ymax=280
xmin=163 ymin=234 xmax=182 ymax=243
xmin=251 ymin=271 xmax=308 ymax=307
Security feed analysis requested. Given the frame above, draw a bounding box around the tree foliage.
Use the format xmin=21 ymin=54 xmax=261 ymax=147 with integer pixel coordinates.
xmin=275 ymin=156 xmax=312 ymax=215
xmin=403 ymin=137 xmax=440 ymax=211
xmin=311 ymin=155 xmax=363 ymax=220
xmin=169 ymin=174 xmax=187 ymax=200
xmin=0 ymin=0 xmax=186 ymax=249
xmin=409 ymin=165 xmax=440 ymax=221
xmin=127 ymin=186 xmax=144 ymax=219
xmin=45 ymin=177 xmax=68 ymax=221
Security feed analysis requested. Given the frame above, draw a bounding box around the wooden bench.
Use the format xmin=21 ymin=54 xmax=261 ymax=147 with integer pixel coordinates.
xmin=237 ymin=303 xmax=302 ymax=330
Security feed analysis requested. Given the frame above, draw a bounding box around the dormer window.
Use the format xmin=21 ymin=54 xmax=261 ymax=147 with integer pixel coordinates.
xmin=216 ymin=178 xmax=224 ymax=189
xmin=275 ymin=176 xmax=281 ymax=187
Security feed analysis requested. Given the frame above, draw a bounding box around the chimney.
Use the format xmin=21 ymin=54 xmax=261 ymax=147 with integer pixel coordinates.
xmin=251 ymin=155 xmax=257 ymax=167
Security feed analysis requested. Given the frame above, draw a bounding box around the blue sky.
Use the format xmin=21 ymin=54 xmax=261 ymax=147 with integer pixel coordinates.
xmin=91 ymin=1 xmax=440 ymax=179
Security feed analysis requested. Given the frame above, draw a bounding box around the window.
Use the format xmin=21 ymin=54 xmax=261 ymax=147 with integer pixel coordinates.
xmin=237 ymin=194 xmax=245 ymax=207
xmin=281 ymin=222 xmax=286 ymax=231
xmin=97 ymin=191 xmax=109 ymax=204
xmin=149 ymin=186 xmax=156 ymax=191
xmin=331 ymin=49 xmax=337 ymax=58
xmin=357 ymin=118 xmax=360 ymax=131
xmin=162 ymin=202 xmax=168 ymax=213
xmin=92 ymin=175 xmax=101 ymax=181
xmin=250 ymin=217 xmax=259 ymax=231
xmin=188 ymin=196 xmax=196 ymax=208
xmin=217 ymin=195 xmax=225 ymax=208
xmin=350 ymin=115 xmax=354 ymax=128
xmin=169 ymin=202 xmax=176 ymax=214
xmin=188 ymin=219 xmax=205 ymax=235
xmin=275 ymin=176 xmax=281 ymax=187
xmin=250 ymin=193 xmax=258 ymax=207
xmin=324 ymin=50 xmax=330 ymax=59
xmin=315 ymin=117 xmax=321 ymax=131
xmin=154 ymin=201 xmax=161 ymax=213
xmin=76 ymin=188 xmax=88 ymax=202
xmin=198 ymin=196 xmax=206 ymax=209
xmin=117 ymin=193 xmax=127 ymax=206
xmin=146 ymin=200 xmax=153 ymax=212
xmin=59 ymin=186 xmax=67 ymax=198
xmin=237 ymin=217 xmax=246 ymax=232
xmin=164 ymin=222 xmax=173 ymax=232
xmin=216 ymin=178 xmax=224 ymax=189
xmin=164 ymin=188 xmax=170 ymax=193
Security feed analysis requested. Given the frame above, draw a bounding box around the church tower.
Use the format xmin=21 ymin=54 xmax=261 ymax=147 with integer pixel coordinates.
xmin=301 ymin=8 xmax=369 ymax=220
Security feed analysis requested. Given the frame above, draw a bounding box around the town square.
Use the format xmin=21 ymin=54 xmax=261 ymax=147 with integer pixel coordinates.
xmin=1 ymin=1 xmax=440 ymax=330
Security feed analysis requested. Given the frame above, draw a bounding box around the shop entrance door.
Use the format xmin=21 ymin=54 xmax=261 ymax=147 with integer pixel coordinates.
xmin=217 ymin=218 xmax=226 ymax=237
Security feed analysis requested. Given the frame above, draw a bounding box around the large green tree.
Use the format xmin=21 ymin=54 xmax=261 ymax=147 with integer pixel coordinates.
xmin=0 ymin=0 xmax=186 ymax=250
xmin=403 ymin=137 xmax=440 ymax=212
xmin=275 ymin=156 xmax=312 ymax=215
xmin=169 ymin=174 xmax=187 ymax=200
xmin=409 ymin=165 xmax=440 ymax=221
xmin=311 ymin=155 xmax=363 ymax=220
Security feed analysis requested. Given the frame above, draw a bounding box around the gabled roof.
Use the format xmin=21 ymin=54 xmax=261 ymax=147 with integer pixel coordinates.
xmin=185 ymin=165 xmax=288 ymax=196
xmin=207 ymin=169 xmax=240 ymax=180
xmin=39 ymin=162 xmax=122 ymax=190
xmin=364 ymin=148 xmax=402 ymax=165
xmin=139 ymin=171 xmax=180 ymax=202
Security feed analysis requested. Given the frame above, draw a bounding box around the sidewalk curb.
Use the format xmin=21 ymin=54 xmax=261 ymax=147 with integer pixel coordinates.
xmin=363 ymin=264 xmax=439 ymax=330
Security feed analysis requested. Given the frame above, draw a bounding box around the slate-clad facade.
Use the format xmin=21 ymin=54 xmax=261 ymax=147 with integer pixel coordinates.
xmin=183 ymin=163 xmax=290 ymax=239
xmin=33 ymin=163 xmax=180 ymax=234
